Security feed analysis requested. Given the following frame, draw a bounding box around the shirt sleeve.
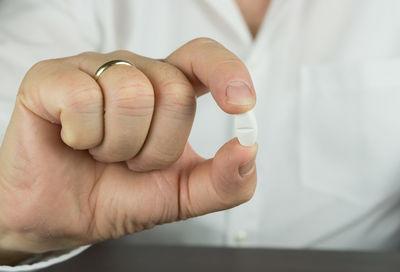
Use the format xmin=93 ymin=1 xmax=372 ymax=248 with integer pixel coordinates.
xmin=0 ymin=246 xmax=90 ymax=272
xmin=0 ymin=0 xmax=100 ymax=270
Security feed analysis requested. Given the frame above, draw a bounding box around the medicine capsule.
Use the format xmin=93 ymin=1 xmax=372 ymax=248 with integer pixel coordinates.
xmin=234 ymin=110 xmax=257 ymax=146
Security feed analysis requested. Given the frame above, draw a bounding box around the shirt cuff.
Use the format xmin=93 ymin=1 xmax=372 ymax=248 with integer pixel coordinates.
xmin=0 ymin=245 xmax=90 ymax=272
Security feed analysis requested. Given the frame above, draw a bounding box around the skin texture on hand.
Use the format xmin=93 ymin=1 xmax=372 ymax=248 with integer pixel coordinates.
xmin=0 ymin=38 xmax=257 ymax=265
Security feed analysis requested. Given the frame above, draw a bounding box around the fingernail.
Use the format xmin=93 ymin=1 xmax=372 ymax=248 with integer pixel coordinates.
xmin=226 ymin=81 xmax=255 ymax=106
xmin=239 ymin=158 xmax=256 ymax=177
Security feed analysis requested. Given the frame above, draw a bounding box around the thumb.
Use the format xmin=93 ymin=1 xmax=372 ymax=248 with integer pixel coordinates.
xmin=180 ymin=139 xmax=258 ymax=219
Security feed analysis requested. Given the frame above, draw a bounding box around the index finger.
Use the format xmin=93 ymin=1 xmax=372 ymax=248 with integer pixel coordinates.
xmin=165 ymin=38 xmax=256 ymax=114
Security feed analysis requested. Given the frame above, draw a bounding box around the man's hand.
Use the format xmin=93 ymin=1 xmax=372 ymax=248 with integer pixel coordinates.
xmin=0 ymin=38 xmax=257 ymax=264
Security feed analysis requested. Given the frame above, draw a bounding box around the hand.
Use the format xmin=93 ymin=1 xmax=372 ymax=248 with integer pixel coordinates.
xmin=0 ymin=38 xmax=257 ymax=265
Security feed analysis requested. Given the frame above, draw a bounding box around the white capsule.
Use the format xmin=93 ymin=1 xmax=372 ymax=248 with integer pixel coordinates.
xmin=234 ymin=110 xmax=258 ymax=146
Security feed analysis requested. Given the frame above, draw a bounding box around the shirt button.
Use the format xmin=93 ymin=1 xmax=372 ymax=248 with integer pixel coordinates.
xmin=234 ymin=229 xmax=249 ymax=244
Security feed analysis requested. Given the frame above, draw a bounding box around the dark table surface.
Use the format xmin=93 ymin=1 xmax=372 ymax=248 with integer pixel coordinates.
xmin=42 ymin=240 xmax=400 ymax=272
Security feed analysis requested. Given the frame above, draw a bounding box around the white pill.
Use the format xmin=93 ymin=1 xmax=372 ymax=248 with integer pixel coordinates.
xmin=234 ymin=110 xmax=258 ymax=146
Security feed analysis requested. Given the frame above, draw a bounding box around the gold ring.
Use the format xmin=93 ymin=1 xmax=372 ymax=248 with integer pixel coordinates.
xmin=94 ymin=60 xmax=134 ymax=81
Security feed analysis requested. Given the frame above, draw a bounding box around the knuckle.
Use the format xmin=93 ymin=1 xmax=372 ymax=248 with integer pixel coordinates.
xmin=111 ymin=49 xmax=133 ymax=56
xmin=156 ymin=62 xmax=189 ymax=82
xmin=189 ymin=37 xmax=219 ymax=48
xmin=65 ymin=82 xmax=102 ymax=113
xmin=111 ymin=78 xmax=155 ymax=117
xmin=109 ymin=50 xmax=137 ymax=61
xmin=78 ymin=51 xmax=98 ymax=58
xmin=23 ymin=59 xmax=57 ymax=85
xmin=77 ymin=51 xmax=99 ymax=62
xmin=30 ymin=59 xmax=52 ymax=72
xmin=159 ymin=80 xmax=196 ymax=118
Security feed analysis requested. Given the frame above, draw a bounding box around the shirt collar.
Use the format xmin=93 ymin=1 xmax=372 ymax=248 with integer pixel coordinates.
xmin=202 ymin=0 xmax=253 ymax=45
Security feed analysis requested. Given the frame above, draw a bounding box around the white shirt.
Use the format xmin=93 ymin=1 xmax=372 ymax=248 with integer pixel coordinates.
xmin=1 ymin=0 xmax=400 ymax=270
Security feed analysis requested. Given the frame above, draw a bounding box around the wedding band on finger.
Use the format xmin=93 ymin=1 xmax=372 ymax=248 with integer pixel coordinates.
xmin=94 ymin=60 xmax=134 ymax=81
